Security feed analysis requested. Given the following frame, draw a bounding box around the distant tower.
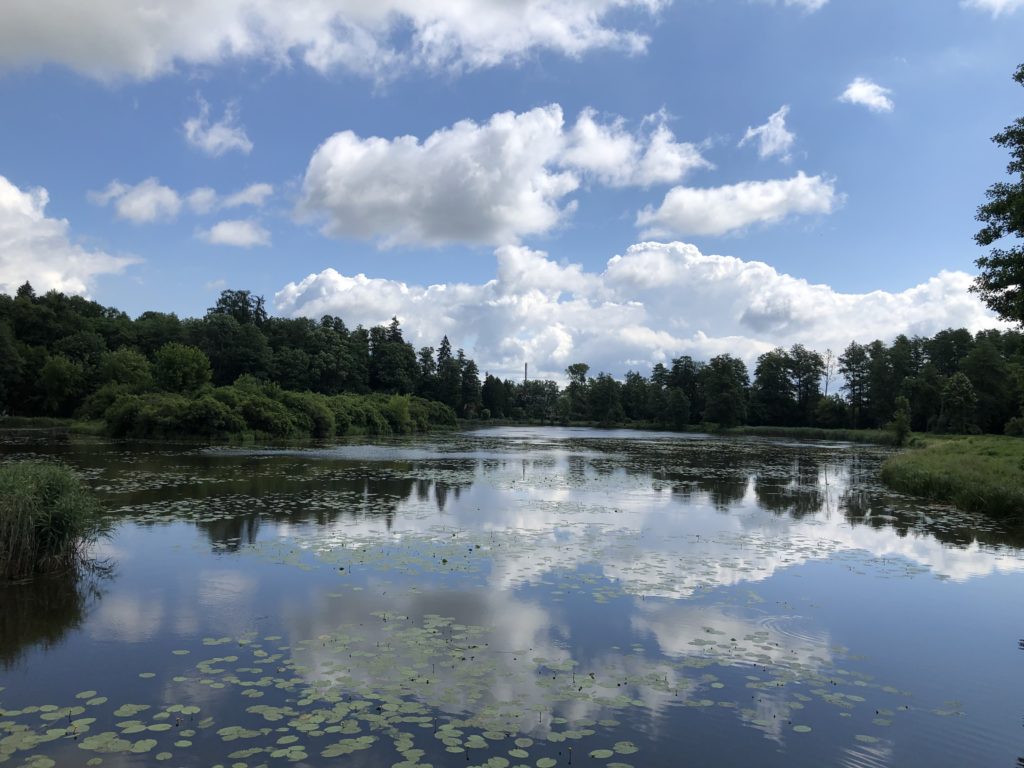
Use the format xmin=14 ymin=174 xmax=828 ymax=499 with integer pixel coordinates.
xmin=524 ymin=363 xmax=528 ymax=383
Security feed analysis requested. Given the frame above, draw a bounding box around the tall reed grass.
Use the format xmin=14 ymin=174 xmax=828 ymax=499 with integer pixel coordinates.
xmin=0 ymin=462 xmax=102 ymax=581
xmin=880 ymin=436 xmax=1024 ymax=517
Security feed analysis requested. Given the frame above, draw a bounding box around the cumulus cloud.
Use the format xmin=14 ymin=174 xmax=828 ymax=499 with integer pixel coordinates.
xmin=299 ymin=104 xmax=706 ymax=246
xmin=636 ymin=172 xmax=839 ymax=237
xmin=92 ymin=180 xmax=272 ymax=219
xmin=962 ymin=0 xmax=1024 ymax=13
xmin=839 ymin=77 xmax=894 ymax=113
xmin=274 ymin=241 xmax=1002 ymax=381
xmin=186 ymin=187 xmax=218 ymax=215
xmin=199 ymin=219 xmax=271 ymax=247
xmin=739 ymin=105 xmax=795 ymax=161
xmin=184 ymin=96 xmax=253 ymax=156
xmin=563 ymin=109 xmax=710 ymax=187
xmin=87 ymin=177 xmax=182 ymax=223
xmin=0 ymin=0 xmax=666 ymax=82
xmin=0 ymin=174 xmax=137 ymax=295
xmin=222 ymin=183 xmax=274 ymax=209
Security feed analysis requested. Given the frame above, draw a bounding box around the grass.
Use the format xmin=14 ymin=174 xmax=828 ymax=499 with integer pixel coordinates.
xmin=719 ymin=426 xmax=898 ymax=445
xmin=0 ymin=416 xmax=74 ymax=429
xmin=880 ymin=435 xmax=1024 ymax=517
xmin=0 ymin=461 xmax=103 ymax=581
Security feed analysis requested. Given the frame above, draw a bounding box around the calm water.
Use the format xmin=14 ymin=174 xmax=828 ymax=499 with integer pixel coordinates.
xmin=1 ymin=427 xmax=1022 ymax=768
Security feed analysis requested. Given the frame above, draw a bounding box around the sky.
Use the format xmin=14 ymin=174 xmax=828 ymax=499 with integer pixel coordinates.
xmin=0 ymin=0 xmax=1022 ymax=380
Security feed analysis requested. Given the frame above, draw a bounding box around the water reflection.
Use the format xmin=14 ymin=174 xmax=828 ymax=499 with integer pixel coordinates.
xmin=0 ymin=571 xmax=103 ymax=668
xmin=1 ymin=428 xmax=1023 ymax=767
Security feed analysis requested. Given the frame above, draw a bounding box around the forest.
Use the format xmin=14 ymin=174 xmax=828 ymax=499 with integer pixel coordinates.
xmin=1 ymin=282 xmax=1022 ymax=440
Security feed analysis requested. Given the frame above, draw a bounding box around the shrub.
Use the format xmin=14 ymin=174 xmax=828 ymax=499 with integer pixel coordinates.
xmin=237 ymin=392 xmax=295 ymax=437
xmin=154 ymin=343 xmax=212 ymax=394
xmin=0 ymin=462 xmax=102 ymax=581
xmin=281 ymin=391 xmax=336 ymax=438
xmin=380 ymin=395 xmax=412 ymax=434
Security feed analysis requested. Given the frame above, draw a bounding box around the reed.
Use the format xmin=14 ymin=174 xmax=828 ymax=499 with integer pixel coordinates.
xmin=880 ymin=436 xmax=1024 ymax=518
xmin=0 ymin=462 xmax=102 ymax=581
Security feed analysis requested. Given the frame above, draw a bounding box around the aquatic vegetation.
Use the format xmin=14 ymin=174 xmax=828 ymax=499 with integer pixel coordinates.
xmin=0 ymin=462 xmax=103 ymax=581
xmin=1 ymin=429 xmax=1022 ymax=766
xmin=881 ymin=436 xmax=1024 ymax=517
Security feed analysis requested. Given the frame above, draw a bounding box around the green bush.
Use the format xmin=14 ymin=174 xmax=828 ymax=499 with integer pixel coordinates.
xmin=281 ymin=391 xmax=335 ymax=438
xmin=380 ymin=395 xmax=412 ymax=434
xmin=0 ymin=462 xmax=102 ymax=581
xmin=154 ymin=343 xmax=212 ymax=394
xmin=236 ymin=392 xmax=295 ymax=437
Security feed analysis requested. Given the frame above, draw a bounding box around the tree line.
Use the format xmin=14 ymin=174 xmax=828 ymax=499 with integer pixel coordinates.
xmin=1 ymin=283 xmax=1022 ymax=438
xmin=0 ymin=286 xmax=472 ymax=438
xmin=480 ymin=331 xmax=1023 ymax=436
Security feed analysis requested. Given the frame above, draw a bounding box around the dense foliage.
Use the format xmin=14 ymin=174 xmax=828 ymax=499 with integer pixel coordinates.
xmin=972 ymin=63 xmax=1024 ymax=326
xmin=481 ymin=332 xmax=1024 ymax=436
xmin=1 ymin=284 xmax=1022 ymax=438
xmin=0 ymin=462 xmax=102 ymax=581
xmin=0 ymin=286 xmax=462 ymax=438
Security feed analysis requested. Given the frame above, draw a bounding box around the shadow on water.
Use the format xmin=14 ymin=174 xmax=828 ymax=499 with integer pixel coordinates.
xmin=0 ymin=570 xmax=106 ymax=669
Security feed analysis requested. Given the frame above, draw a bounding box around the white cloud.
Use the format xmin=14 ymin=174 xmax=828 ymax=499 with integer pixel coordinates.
xmin=739 ymin=105 xmax=795 ymax=161
xmin=962 ymin=0 xmax=1024 ymax=14
xmin=199 ymin=219 xmax=271 ymax=247
xmin=222 ymin=183 xmax=274 ymax=209
xmin=563 ymin=109 xmax=710 ymax=187
xmin=274 ymin=241 xmax=1002 ymax=382
xmin=839 ymin=77 xmax=894 ymax=113
xmin=784 ymin=0 xmax=828 ymax=9
xmin=94 ymin=181 xmax=272 ymax=219
xmin=299 ymin=104 xmax=705 ymax=246
xmin=0 ymin=0 xmax=665 ymax=82
xmin=186 ymin=187 xmax=218 ymax=215
xmin=184 ymin=96 xmax=253 ymax=156
xmin=636 ymin=172 xmax=839 ymax=237
xmin=87 ymin=177 xmax=182 ymax=223
xmin=0 ymin=174 xmax=137 ymax=295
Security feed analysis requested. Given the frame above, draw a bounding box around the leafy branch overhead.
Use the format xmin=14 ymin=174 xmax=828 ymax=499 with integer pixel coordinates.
xmin=972 ymin=63 xmax=1024 ymax=325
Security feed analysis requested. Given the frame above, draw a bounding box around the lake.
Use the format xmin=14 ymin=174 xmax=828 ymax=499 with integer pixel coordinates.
xmin=1 ymin=427 xmax=1021 ymax=767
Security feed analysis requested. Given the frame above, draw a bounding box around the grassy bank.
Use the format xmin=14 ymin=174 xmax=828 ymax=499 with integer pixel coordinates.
xmin=0 ymin=416 xmax=74 ymax=429
xmin=461 ymin=420 xmax=900 ymax=445
xmin=0 ymin=462 xmax=103 ymax=581
xmin=720 ymin=426 xmax=898 ymax=445
xmin=881 ymin=436 xmax=1024 ymax=517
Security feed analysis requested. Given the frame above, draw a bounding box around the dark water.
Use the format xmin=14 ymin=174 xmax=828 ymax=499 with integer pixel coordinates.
xmin=1 ymin=427 xmax=1022 ymax=768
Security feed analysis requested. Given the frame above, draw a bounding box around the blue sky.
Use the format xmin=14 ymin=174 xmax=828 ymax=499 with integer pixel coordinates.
xmin=0 ymin=0 xmax=1021 ymax=378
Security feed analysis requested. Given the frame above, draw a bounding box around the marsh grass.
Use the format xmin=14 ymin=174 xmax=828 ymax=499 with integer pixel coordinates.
xmin=721 ymin=426 xmax=898 ymax=445
xmin=0 ymin=461 xmax=103 ymax=581
xmin=881 ymin=436 xmax=1024 ymax=517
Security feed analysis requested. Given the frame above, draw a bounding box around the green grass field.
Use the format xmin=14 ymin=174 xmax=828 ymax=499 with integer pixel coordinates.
xmin=881 ymin=435 xmax=1024 ymax=517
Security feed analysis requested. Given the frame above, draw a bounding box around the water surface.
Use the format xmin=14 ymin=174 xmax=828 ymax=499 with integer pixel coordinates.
xmin=1 ymin=427 xmax=1021 ymax=767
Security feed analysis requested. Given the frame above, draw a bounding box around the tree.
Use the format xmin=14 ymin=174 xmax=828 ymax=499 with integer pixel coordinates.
xmin=154 ymin=343 xmax=212 ymax=394
xmin=839 ymin=342 xmax=870 ymax=428
xmin=481 ymin=374 xmax=507 ymax=418
xmin=0 ymin=322 xmax=23 ymax=412
xmin=459 ymin=359 xmax=482 ymax=417
xmin=589 ymin=373 xmax=624 ymax=425
xmin=939 ymin=372 xmax=978 ymax=434
xmin=789 ymin=344 xmax=825 ymax=426
xmin=750 ymin=348 xmax=794 ymax=426
xmin=971 ymin=63 xmax=1024 ymax=325
xmin=208 ymin=289 xmax=268 ymax=327
xmin=887 ymin=395 xmax=912 ymax=447
xmin=37 ymin=355 xmax=86 ymax=416
xmin=620 ymin=371 xmax=648 ymax=421
xmin=700 ymin=354 xmax=748 ymax=427
xmin=565 ymin=363 xmax=590 ymax=420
